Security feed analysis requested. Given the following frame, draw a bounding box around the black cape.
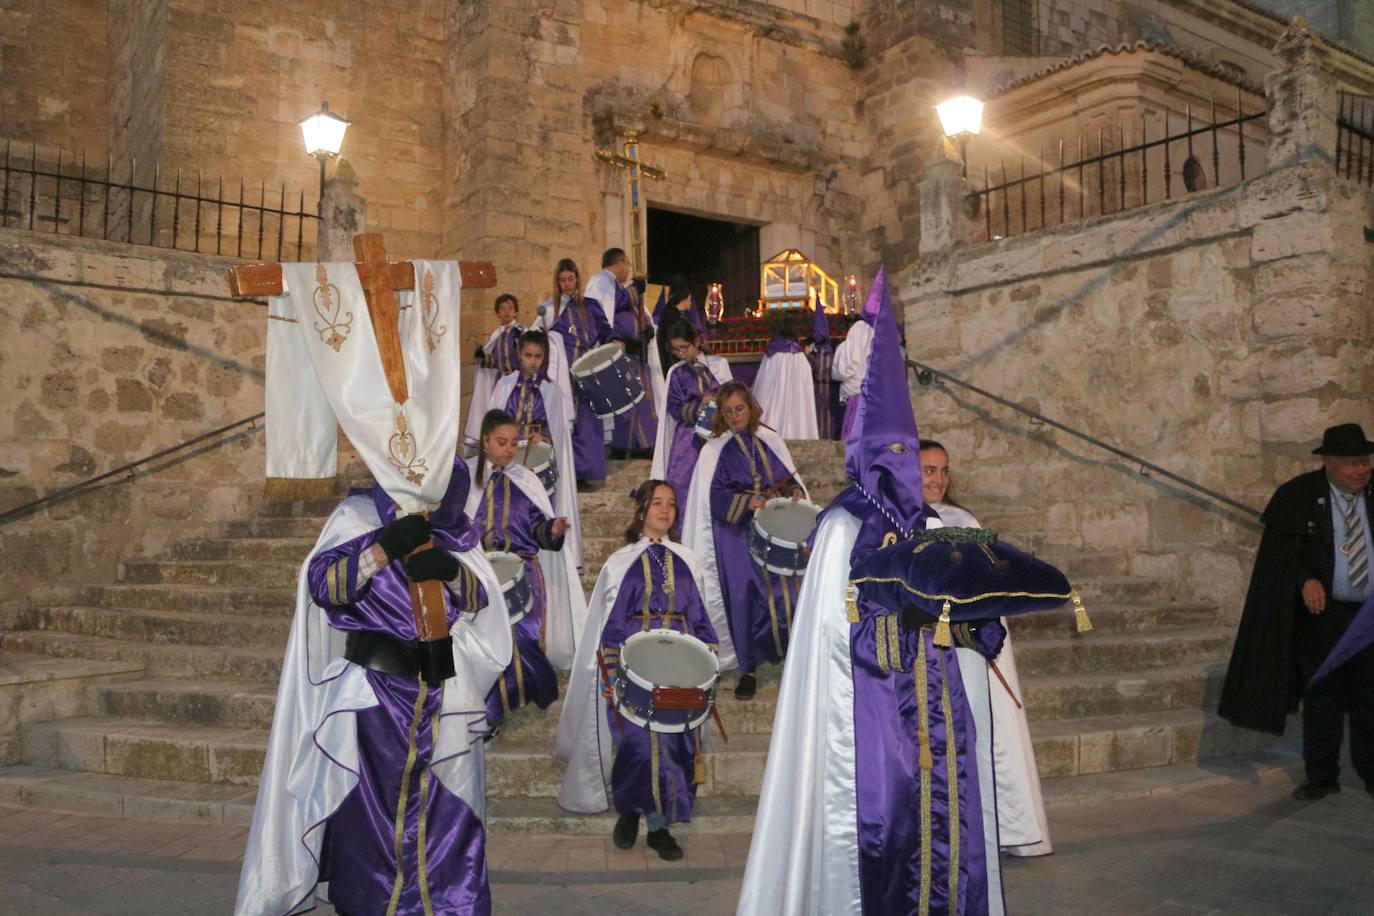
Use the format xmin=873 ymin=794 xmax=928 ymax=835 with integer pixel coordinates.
xmin=1218 ymin=469 xmax=1349 ymax=735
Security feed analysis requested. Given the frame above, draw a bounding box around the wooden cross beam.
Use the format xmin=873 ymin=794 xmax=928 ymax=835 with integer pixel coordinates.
xmin=595 ymin=130 xmax=666 ymax=280
xmin=228 ymin=252 xmax=496 ymax=297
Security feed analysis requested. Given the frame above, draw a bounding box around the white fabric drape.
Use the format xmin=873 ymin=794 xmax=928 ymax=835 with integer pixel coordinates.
xmin=465 ymin=459 xmax=588 ymax=669
xmin=832 ymin=320 xmax=873 ymax=403
xmin=233 ymin=496 xmax=512 ymax=916
xmin=753 ymin=350 xmax=818 ymax=440
xmin=649 ymin=355 xmax=733 ymax=483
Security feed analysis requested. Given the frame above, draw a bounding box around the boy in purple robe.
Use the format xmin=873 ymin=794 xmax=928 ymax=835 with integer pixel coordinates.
xmin=235 ymin=457 xmax=513 ymax=916
xmin=554 ymin=481 xmax=720 ymax=862
xmin=468 ymin=409 xmax=571 ymax=733
xmin=547 ymin=257 xmax=614 ymax=489
xmin=463 ymin=293 xmax=524 ymax=448
xmin=650 ymin=319 xmax=733 ymax=518
xmin=682 ymin=380 xmax=807 ymax=701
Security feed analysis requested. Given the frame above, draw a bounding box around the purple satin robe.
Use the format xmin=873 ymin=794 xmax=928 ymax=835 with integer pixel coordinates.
xmin=611 ymin=284 xmax=659 ymax=451
xmin=551 ymin=297 xmax=613 ymax=483
xmin=502 ymin=372 xmax=550 ymax=444
xmin=600 ymin=543 xmax=719 ymax=826
xmin=307 ymin=524 xmax=492 ymax=916
xmin=473 ymin=468 xmax=565 ymax=727
xmin=708 ymin=433 xmax=802 ymax=674
xmin=486 ymin=323 xmax=522 ymax=377
xmin=764 ymin=336 xmax=803 ymax=356
xmin=664 ymin=361 xmax=722 ymax=507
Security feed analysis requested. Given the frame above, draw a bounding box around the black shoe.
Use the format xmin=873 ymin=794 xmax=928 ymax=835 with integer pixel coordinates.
xmin=734 ymin=674 xmax=757 ymax=700
xmin=483 ymin=722 xmax=503 ymax=743
xmin=1291 ymin=781 xmax=1340 ymax=801
xmin=646 ymin=827 xmax=684 ymax=861
xmin=612 ymin=812 xmax=640 ymax=849
xmin=576 ymin=478 xmax=605 ymax=493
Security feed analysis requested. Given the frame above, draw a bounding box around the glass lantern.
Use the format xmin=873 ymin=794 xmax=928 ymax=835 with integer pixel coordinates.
xmin=758 ymin=249 xmax=841 ymax=314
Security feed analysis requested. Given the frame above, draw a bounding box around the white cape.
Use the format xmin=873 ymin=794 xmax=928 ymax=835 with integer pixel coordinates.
xmin=831 ymin=320 xmax=873 ymax=402
xmin=234 ymin=495 xmax=512 ymax=916
xmin=753 ymin=350 xmax=818 ymax=439
xmin=552 ymin=538 xmax=710 ymax=814
xmin=465 ymin=459 xmax=589 ymax=670
xmin=681 ymin=427 xmax=807 ymax=673
xmin=531 ymin=301 xmax=576 ymax=422
xmin=488 ymin=373 xmax=584 ymax=572
xmin=933 ymin=502 xmax=1053 ymax=857
xmin=463 ymin=322 xmax=524 ymax=448
xmin=649 ymin=355 xmax=733 ymax=483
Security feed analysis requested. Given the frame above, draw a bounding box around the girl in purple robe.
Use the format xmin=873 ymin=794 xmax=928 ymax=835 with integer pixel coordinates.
xmin=682 ymin=381 xmax=807 ymax=701
xmin=553 ymin=481 xmax=720 ymax=862
xmin=649 ymin=319 xmax=732 ymax=509
xmin=463 ymin=293 xmax=524 ymax=449
xmin=545 ymin=258 xmax=614 ymax=488
xmin=469 ymin=409 xmax=570 ymax=733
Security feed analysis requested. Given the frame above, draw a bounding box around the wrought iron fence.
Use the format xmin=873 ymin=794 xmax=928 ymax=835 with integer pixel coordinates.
xmin=972 ymin=91 xmax=1266 ymax=241
xmin=0 ymin=141 xmax=318 ymax=260
xmin=1336 ymin=92 xmax=1374 ymax=186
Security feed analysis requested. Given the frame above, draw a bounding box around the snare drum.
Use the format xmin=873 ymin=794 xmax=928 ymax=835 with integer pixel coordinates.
xmin=486 ymin=551 xmax=533 ymax=623
xmin=570 ymin=343 xmax=644 ymax=418
xmin=613 ymin=629 xmax=719 ymax=733
xmin=694 ymin=399 xmax=718 ymax=440
xmin=749 ymin=497 xmax=822 ymax=576
xmin=514 ymin=440 xmax=557 ymax=495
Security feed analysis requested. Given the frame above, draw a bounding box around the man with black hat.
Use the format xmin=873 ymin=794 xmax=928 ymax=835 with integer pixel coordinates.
xmin=1219 ymin=423 xmax=1374 ymax=800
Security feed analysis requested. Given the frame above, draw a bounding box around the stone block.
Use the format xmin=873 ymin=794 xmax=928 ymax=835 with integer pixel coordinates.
xmin=208 ymin=743 xmax=266 ymax=786
xmin=23 ymin=723 xmax=106 ymax=772
xmin=105 ymin=732 xmax=210 ymax=782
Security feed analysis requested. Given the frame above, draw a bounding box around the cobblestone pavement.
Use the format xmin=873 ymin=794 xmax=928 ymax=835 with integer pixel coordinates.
xmin=0 ymin=763 xmax=1371 ymax=915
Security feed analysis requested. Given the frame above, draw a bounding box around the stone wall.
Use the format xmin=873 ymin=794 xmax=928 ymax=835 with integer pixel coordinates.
xmin=899 ymin=155 xmax=1374 ymax=614
xmin=0 ymin=0 xmax=108 ymax=155
xmin=0 ymin=229 xmax=269 ymax=616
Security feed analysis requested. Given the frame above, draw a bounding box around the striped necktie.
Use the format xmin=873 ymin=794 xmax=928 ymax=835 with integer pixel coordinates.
xmin=1340 ymin=492 xmax=1368 ymax=593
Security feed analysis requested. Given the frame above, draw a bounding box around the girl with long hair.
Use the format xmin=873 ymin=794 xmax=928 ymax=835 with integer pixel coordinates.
xmin=649 ymin=318 xmax=732 ymax=508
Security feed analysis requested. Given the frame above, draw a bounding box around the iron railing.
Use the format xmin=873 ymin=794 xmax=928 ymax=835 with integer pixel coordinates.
xmin=0 ymin=141 xmax=319 ymax=260
xmin=906 ymin=357 xmax=1262 ymax=522
xmin=1336 ymin=91 xmax=1374 ymax=186
xmin=973 ymin=91 xmax=1266 ymax=241
xmin=0 ymin=413 xmax=265 ymax=528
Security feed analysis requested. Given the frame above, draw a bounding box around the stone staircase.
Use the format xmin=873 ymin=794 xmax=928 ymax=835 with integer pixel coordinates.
xmin=0 ymin=440 xmax=1284 ymax=831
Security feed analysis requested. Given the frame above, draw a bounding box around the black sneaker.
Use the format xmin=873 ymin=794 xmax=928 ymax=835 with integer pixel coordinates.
xmin=646 ymin=828 xmax=684 ymax=861
xmin=612 ymin=812 xmax=640 ymax=849
xmin=734 ymin=674 xmax=757 ymax=700
xmin=1291 ymin=781 xmax=1340 ymax=801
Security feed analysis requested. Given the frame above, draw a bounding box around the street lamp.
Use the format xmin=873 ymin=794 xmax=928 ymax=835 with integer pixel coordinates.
xmin=299 ymin=101 xmax=351 ymax=200
xmin=935 ymin=95 xmax=984 ymax=177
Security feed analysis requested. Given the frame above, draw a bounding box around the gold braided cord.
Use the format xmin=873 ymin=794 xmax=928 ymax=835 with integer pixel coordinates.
xmin=848 ymin=576 xmax=1072 ymax=605
xmin=501 ymin=476 xmax=512 ymax=551
xmin=483 ymin=476 xmax=496 ymax=547
xmin=495 ymin=669 xmax=511 ymax=715
xmin=640 ymin=554 xmax=653 ymax=632
xmin=876 ymin=612 xmax=891 ymax=673
xmin=735 ymin=434 xmax=762 ymax=492
xmin=938 ymin=649 xmax=960 ymax=915
xmin=782 ymin=576 xmax=796 ymax=635
xmin=651 ymin=731 xmax=663 ymax=817
xmin=886 ymin=613 xmax=902 ymax=672
xmin=386 ymin=682 xmax=430 ymax=916
xmin=326 ymin=560 xmax=340 ymax=606
xmin=764 ymin=567 xmax=784 ymax=657
xmin=513 ymin=623 xmax=528 ymax=706
xmin=916 ymin=635 xmax=933 ymax=914
xmin=416 ymin=712 xmax=439 ymax=916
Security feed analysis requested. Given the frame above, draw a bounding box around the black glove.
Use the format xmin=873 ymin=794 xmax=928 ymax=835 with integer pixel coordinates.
xmin=473 ymin=344 xmax=487 ymax=365
xmin=621 ymin=336 xmax=644 ymax=360
xmin=639 ymin=326 xmax=655 ymax=344
xmin=376 ymin=515 xmax=431 ymax=561
xmin=631 ymin=278 xmax=647 ymax=296
xmin=405 ymin=548 xmax=460 ymax=583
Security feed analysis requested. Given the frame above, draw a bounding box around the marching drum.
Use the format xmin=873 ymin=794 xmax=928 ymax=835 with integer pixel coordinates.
xmin=693 ymin=399 xmax=718 ymax=440
xmin=570 ymin=343 xmax=644 ymax=418
xmin=613 ymin=629 xmax=719 ymax=733
xmin=514 ymin=440 xmax=557 ymax=495
xmin=749 ymin=497 xmax=822 ymax=576
xmin=486 ymin=551 xmax=533 ymax=623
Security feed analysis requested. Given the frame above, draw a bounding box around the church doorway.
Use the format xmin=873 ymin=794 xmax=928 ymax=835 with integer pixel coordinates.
xmin=647 ymin=206 xmax=760 ymax=318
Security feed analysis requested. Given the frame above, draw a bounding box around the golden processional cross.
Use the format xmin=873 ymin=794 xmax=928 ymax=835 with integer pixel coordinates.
xmin=595 ymin=130 xmax=666 ymax=281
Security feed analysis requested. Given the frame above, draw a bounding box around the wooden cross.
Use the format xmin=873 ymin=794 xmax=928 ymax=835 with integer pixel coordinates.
xmin=595 ymin=130 xmax=666 ymax=280
xmin=228 ymin=232 xmax=494 ymax=677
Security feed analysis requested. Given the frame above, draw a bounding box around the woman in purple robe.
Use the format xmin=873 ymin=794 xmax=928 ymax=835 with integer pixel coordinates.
xmin=554 ymin=481 xmax=720 ymax=862
xmin=545 ymin=258 xmax=614 ymax=488
xmin=682 ymin=381 xmax=807 ymax=701
xmin=470 ymin=409 xmax=570 ymax=733
xmin=649 ymin=319 xmax=732 ymax=509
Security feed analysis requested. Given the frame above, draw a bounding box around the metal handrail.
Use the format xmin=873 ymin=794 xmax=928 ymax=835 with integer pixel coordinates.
xmin=0 ymin=412 xmax=266 ymax=527
xmin=906 ymin=357 xmax=1262 ymax=520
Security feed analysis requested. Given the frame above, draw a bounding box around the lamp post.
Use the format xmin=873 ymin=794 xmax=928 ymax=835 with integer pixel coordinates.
xmin=935 ymin=95 xmax=984 ymax=178
xmin=299 ymin=101 xmax=351 ymax=201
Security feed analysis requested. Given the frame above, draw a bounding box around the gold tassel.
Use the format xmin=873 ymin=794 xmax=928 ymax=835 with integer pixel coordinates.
xmin=933 ymin=600 xmax=952 ymax=648
xmin=694 ymin=735 xmax=707 ymax=786
xmin=1073 ymin=591 xmax=1093 ymax=632
xmin=845 ymin=582 xmax=859 ymax=623
xmin=916 ymin=637 xmax=934 ymax=771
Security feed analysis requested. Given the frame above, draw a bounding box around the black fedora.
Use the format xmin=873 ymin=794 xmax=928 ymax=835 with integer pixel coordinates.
xmin=1312 ymin=423 xmax=1374 ymax=457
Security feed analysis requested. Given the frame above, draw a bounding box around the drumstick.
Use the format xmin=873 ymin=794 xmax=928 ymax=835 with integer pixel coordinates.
xmin=595 ymin=649 xmax=624 ymax=738
xmin=710 ymin=703 xmax=729 ymax=743
xmin=987 ymin=659 xmax=1023 ymax=709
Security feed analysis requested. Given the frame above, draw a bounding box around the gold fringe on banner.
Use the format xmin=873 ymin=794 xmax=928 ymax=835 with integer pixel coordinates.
xmin=1072 ymin=592 xmax=1093 ymax=632
xmin=264 ymin=476 xmax=337 ymax=500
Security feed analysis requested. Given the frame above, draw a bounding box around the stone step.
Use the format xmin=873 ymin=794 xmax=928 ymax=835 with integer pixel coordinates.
xmin=484 ymin=795 xmax=761 ymax=835
xmin=1022 ymin=662 xmax=1225 ymax=722
xmin=22 ymin=717 xmax=267 ymax=787
xmin=95 ymin=679 xmax=277 ymax=731
xmin=1 ymin=631 xmax=283 ymax=681
xmin=255 ymin=497 xmax=344 ymax=518
xmin=121 ymin=559 xmax=302 ymax=589
xmin=1070 ymin=575 xmax=1187 ymax=605
xmin=54 ymin=583 xmax=295 ymax=616
xmin=1008 ymin=600 xmax=1220 ymax=637
xmin=1028 ymin=708 xmax=1288 ymax=779
xmin=6 ymin=606 xmax=289 ymax=649
xmin=0 ymin=764 xmax=257 ymax=825
xmin=0 ymin=652 xmax=146 ymax=764
xmin=223 ymin=517 xmax=325 ymax=539
xmin=1010 ymin=626 xmax=1234 ymax=677
xmin=171 ymin=537 xmax=313 ymax=563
